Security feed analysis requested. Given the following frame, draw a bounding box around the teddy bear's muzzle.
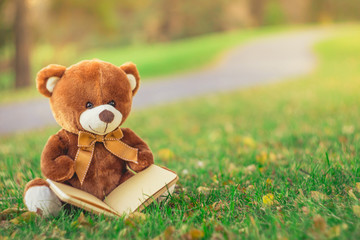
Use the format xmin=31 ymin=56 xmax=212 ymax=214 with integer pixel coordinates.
xmin=79 ymin=104 xmax=123 ymax=135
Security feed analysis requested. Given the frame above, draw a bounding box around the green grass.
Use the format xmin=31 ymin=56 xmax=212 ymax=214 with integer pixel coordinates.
xmin=0 ymin=26 xmax=289 ymax=105
xmin=1 ymin=24 xmax=360 ymax=239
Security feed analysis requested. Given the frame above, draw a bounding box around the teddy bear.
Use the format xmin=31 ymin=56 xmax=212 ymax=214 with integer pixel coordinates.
xmin=23 ymin=59 xmax=155 ymax=216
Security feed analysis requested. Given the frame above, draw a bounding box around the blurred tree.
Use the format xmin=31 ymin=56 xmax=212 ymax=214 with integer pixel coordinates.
xmin=310 ymin=0 xmax=333 ymax=23
xmin=249 ymin=0 xmax=267 ymax=26
xmin=159 ymin=0 xmax=182 ymax=41
xmin=279 ymin=0 xmax=310 ymax=24
xmin=0 ymin=0 xmax=14 ymax=73
xmin=14 ymin=0 xmax=31 ymax=88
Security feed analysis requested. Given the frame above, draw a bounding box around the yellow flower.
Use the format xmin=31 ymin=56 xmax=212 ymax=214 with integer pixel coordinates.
xmin=263 ymin=193 xmax=274 ymax=206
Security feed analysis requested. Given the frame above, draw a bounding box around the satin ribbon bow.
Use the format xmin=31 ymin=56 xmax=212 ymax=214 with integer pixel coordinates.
xmin=75 ymin=128 xmax=138 ymax=185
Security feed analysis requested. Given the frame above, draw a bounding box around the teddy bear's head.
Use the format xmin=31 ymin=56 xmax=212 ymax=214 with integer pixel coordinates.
xmin=36 ymin=60 xmax=140 ymax=135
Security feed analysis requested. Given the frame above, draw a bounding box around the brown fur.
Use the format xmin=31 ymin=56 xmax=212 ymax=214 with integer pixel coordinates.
xmin=24 ymin=178 xmax=49 ymax=193
xmin=26 ymin=60 xmax=154 ymax=200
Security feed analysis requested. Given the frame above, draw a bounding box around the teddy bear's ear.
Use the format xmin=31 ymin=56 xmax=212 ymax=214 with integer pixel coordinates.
xmin=120 ymin=62 xmax=140 ymax=96
xmin=36 ymin=64 xmax=66 ymax=98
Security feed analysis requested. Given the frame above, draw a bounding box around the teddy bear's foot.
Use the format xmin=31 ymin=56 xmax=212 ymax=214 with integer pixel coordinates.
xmin=24 ymin=178 xmax=62 ymax=217
xmin=157 ymin=184 xmax=176 ymax=203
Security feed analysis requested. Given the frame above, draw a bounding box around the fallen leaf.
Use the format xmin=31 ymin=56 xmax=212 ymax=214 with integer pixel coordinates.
xmin=266 ymin=178 xmax=273 ymax=186
xmin=10 ymin=230 xmax=18 ymax=238
xmin=0 ymin=208 xmax=27 ymax=220
xmin=356 ymin=183 xmax=360 ymax=193
xmin=342 ymin=125 xmax=354 ymax=135
xmin=157 ymin=149 xmax=175 ymax=162
xmin=14 ymin=172 xmax=25 ymax=186
xmin=338 ymin=136 xmax=347 ymax=143
xmin=211 ymin=200 xmax=227 ymax=212
xmin=10 ymin=212 xmax=37 ymax=225
xmin=124 ymin=212 xmax=147 ymax=227
xmin=48 ymin=226 xmax=66 ymax=239
xmin=118 ymin=228 xmax=130 ymax=238
xmin=263 ymin=193 xmax=274 ymax=206
xmin=341 ymin=223 xmax=348 ymax=230
xmin=249 ymin=216 xmax=256 ymax=227
xmin=227 ymin=163 xmax=239 ymax=176
xmin=224 ymin=123 xmax=234 ymax=133
xmin=186 ymin=228 xmax=204 ymax=240
xmin=242 ymin=136 xmax=256 ymax=148
xmin=71 ymin=212 xmax=92 ymax=228
xmin=348 ymin=189 xmax=358 ymax=201
xmin=214 ymin=224 xmax=224 ymax=232
xmin=311 ymin=191 xmax=329 ymax=201
xmin=211 ymin=174 xmax=219 ymax=184
xmin=326 ymin=225 xmax=341 ymax=238
xmin=256 ymin=152 xmax=268 ymax=165
xmin=244 ymin=165 xmax=256 ymax=174
xmin=246 ymin=185 xmax=255 ymax=191
xmin=313 ymin=215 xmax=327 ymax=232
xmin=163 ymin=226 xmax=176 ymax=239
xmin=352 ymin=205 xmax=360 ymax=217
xmin=222 ymin=180 xmax=235 ymax=186
xmin=269 ymin=152 xmax=277 ymax=162
xmin=197 ymin=186 xmax=212 ymax=194
xmin=210 ymin=232 xmax=224 ymax=240
xmin=298 ymin=189 xmax=305 ymax=197
xmin=154 ymin=226 xmax=176 ymax=240
xmin=302 ymin=206 xmax=309 ymax=215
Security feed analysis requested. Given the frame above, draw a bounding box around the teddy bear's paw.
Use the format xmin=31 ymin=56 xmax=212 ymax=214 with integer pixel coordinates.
xmin=24 ymin=185 xmax=62 ymax=217
xmin=157 ymin=184 xmax=176 ymax=203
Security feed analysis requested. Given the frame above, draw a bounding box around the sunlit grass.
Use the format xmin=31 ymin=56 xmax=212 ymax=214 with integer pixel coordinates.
xmin=1 ymin=24 xmax=360 ymax=239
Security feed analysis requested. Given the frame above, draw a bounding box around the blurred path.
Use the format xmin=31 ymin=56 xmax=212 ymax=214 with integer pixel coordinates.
xmin=0 ymin=29 xmax=326 ymax=135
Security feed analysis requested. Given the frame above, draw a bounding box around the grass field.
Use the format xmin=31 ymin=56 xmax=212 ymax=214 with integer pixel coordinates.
xmin=1 ymin=24 xmax=360 ymax=239
xmin=0 ymin=26 xmax=287 ymax=105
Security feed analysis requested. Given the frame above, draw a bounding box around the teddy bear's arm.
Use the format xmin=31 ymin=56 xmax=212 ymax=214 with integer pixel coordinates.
xmin=41 ymin=131 xmax=75 ymax=182
xmin=121 ymin=128 xmax=154 ymax=172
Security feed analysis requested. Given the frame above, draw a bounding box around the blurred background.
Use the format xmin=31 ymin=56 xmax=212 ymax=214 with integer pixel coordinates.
xmin=0 ymin=0 xmax=359 ymax=93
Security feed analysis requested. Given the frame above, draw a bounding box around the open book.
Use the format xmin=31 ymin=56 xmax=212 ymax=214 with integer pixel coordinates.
xmin=46 ymin=165 xmax=178 ymax=217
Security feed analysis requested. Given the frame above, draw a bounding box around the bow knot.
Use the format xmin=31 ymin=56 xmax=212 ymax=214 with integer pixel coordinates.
xmin=75 ymin=128 xmax=138 ymax=185
xmin=95 ymin=135 xmax=104 ymax=143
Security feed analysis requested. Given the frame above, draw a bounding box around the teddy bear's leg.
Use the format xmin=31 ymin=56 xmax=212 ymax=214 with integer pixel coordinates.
xmin=24 ymin=178 xmax=62 ymax=217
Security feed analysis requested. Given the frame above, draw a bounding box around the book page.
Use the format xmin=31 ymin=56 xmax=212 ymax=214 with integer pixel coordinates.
xmin=104 ymin=165 xmax=178 ymax=215
xmin=46 ymin=179 xmax=118 ymax=217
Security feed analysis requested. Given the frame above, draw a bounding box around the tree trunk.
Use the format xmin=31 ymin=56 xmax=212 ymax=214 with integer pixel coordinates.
xmin=249 ymin=0 xmax=267 ymax=26
xmin=14 ymin=0 xmax=31 ymax=88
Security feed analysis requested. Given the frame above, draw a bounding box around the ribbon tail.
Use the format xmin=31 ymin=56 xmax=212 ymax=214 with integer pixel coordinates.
xmin=104 ymin=140 xmax=138 ymax=164
xmin=75 ymin=146 xmax=94 ymax=185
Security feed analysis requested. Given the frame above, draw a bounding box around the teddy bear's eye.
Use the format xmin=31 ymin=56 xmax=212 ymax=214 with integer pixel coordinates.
xmin=108 ymin=100 xmax=116 ymax=107
xmin=86 ymin=102 xmax=94 ymax=109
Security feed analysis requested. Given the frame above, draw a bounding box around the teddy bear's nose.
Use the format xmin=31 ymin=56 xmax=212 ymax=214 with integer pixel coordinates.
xmin=99 ymin=110 xmax=114 ymax=123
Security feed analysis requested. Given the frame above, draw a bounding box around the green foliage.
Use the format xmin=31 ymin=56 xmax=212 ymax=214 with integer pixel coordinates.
xmin=263 ymin=0 xmax=286 ymax=25
xmin=1 ymin=24 xmax=360 ymax=239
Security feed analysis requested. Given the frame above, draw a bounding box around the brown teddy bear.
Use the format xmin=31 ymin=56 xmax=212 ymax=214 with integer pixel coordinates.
xmin=24 ymin=60 xmax=154 ymax=216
